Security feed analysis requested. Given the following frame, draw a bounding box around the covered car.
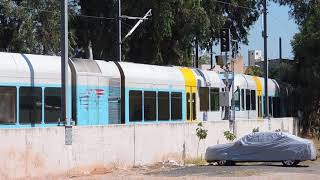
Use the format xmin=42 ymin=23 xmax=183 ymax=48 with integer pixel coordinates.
xmin=205 ymin=132 xmax=317 ymax=166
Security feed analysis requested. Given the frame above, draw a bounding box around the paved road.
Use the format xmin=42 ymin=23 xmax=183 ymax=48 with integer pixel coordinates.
xmin=149 ymin=161 xmax=320 ymax=178
xmin=68 ymin=161 xmax=320 ymax=180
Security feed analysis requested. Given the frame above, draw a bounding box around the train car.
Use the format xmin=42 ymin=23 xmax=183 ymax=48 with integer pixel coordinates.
xmin=69 ymin=59 xmax=120 ymax=125
xmin=192 ymin=69 xmax=225 ymax=121
xmin=115 ymin=62 xmax=186 ymax=124
xmin=0 ymin=52 xmax=287 ymax=128
xmin=230 ymin=74 xmax=280 ymax=119
xmin=0 ymin=52 xmax=71 ymax=128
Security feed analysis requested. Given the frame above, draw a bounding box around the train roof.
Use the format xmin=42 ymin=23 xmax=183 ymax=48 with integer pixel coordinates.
xmin=0 ymin=52 xmax=66 ymax=85
xmin=118 ymin=62 xmax=185 ymax=89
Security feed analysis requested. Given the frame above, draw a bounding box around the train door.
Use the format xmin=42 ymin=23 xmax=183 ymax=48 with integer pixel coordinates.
xmin=192 ymin=92 xmax=196 ymax=120
xmin=180 ymin=68 xmax=197 ymax=122
xmin=258 ymin=94 xmax=262 ymax=118
xmin=252 ymin=76 xmax=263 ymax=119
xmin=108 ymin=78 xmax=121 ymax=124
xmin=185 ymin=87 xmax=196 ymax=121
xmin=186 ymin=92 xmax=190 ymax=120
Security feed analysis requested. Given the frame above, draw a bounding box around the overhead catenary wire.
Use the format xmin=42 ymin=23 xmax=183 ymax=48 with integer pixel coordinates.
xmin=9 ymin=0 xmax=259 ymax=21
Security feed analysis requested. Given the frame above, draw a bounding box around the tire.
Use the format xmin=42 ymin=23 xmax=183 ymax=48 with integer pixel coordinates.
xmin=282 ymin=160 xmax=300 ymax=167
xmin=216 ymin=160 xmax=235 ymax=166
xmin=216 ymin=160 xmax=227 ymax=166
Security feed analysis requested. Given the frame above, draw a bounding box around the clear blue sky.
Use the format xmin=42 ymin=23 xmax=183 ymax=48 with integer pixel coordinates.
xmin=209 ymin=2 xmax=299 ymax=65
xmin=241 ymin=2 xmax=298 ymax=65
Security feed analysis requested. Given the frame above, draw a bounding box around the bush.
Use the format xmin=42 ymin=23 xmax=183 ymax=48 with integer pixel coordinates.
xmin=252 ymin=127 xmax=259 ymax=133
xmin=224 ymin=131 xmax=236 ymax=141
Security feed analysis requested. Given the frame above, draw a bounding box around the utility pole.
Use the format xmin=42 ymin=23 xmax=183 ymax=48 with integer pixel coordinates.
xmin=195 ymin=39 xmax=199 ymax=68
xmin=210 ymin=42 xmax=213 ymax=69
xmin=61 ymin=0 xmax=72 ymax=145
xmin=118 ymin=0 xmax=122 ymax=62
xmin=263 ymin=0 xmax=269 ymax=120
xmin=279 ymin=37 xmax=282 ymax=60
xmin=61 ymin=0 xmax=69 ymax=125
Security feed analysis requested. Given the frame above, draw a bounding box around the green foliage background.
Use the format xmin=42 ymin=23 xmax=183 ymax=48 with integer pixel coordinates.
xmin=0 ymin=0 xmax=261 ymax=65
xmin=272 ymin=0 xmax=320 ymax=136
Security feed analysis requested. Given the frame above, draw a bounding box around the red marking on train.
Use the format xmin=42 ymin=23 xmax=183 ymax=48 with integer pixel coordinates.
xmin=95 ymin=89 xmax=104 ymax=96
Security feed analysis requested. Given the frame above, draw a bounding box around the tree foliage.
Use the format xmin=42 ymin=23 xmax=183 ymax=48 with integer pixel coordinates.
xmin=0 ymin=0 xmax=262 ymax=66
xmin=273 ymin=0 xmax=320 ymax=136
xmin=245 ymin=66 xmax=262 ymax=76
xmin=0 ymin=0 xmax=61 ymax=54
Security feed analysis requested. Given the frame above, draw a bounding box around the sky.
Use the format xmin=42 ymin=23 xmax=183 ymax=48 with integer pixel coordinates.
xmin=209 ymin=2 xmax=299 ymax=66
xmin=241 ymin=2 xmax=299 ymax=65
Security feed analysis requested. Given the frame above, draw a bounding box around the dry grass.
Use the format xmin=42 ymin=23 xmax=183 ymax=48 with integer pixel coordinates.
xmin=184 ymin=157 xmax=208 ymax=166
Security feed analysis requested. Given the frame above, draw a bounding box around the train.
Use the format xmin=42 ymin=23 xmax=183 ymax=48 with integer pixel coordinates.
xmin=0 ymin=52 xmax=287 ymax=128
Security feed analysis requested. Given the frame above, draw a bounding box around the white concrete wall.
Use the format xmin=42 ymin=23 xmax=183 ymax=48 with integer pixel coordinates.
xmin=0 ymin=118 xmax=295 ymax=178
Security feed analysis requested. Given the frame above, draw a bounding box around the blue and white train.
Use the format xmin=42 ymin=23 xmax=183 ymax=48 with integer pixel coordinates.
xmin=0 ymin=52 xmax=287 ymax=128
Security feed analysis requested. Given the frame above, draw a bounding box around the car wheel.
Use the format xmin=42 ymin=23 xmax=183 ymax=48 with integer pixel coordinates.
xmin=216 ymin=160 xmax=227 ymax=166
xmin=282 ymin=160 xmax=300 ymax=167
xmin=216 ymin=160 xmax=235 ymax=166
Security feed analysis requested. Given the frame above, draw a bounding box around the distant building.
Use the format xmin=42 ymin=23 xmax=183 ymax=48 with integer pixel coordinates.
xmin=248 ymin=50 xmax=263 ymax=66
xmin=232 ymin=56 xmax=245 ymax=74
xmin=200 ymin=55 xmax=245 ymax=74
xmin=255 ymin=58 xmax=294 ymax=71
xmin=200 ymin=64 xmax=225 ymax=73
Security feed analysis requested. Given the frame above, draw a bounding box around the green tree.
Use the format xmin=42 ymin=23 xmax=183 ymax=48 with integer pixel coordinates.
xmin=74 ymin=0 xmax=262 ymax=65
xmin=0 ymin=0 xmax=62 ymax=55
xmin=245 ymin=66 xmax=263 ymax=76
xmin=273 ymin=0 xmax=320 ymax=136
xmin=291 ymin=4 xmax=320 ymax=136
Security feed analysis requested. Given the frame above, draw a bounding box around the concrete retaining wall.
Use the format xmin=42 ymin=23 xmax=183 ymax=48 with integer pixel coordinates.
xmin=0 ymin=118 xmax=296 ymax=178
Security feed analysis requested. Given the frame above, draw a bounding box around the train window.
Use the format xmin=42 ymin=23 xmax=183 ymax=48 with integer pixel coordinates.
xmin=19 ymin=87 xmax=42 ymax=124
xmin=251 ymin=90 xmax=256 ymax=110
xmin=129 ymin=91 xmax=142 ymax=122
xmin=234 ymin=89 xmax=240 ymax=111
xmin=144 ymin=91 xmax=156 ymax=121
xmin=186 ymin=93 xmax=191 ymax=120
xmin=269 ymin=96 xmax=273 ymax=117
xmin=44 ymin=88 xmax=62 ymax=123
xmin=171 ymin=92 xmax=182 ymax=120
xmin=210 ymin=88 xmax=219 ymax=111
xmin=0 ymin=87 xmax=16 ymax=124
xmin=192 ymin=93 xmax=196 ymax=120
xmin=273 ymin=97 xmax=280 ymax=117
xmin=246 ymin=90 xmax=251 ymax=110
xmin=199 ymin=87 xmax=209 ymax=111
xmin=158 ymin=92 xmax=170 ymax=120
xmin=241 ymin=89 xmax=245 ymax=111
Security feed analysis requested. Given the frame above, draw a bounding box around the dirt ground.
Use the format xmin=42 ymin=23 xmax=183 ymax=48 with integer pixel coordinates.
xmin=41 ymin=159 xmax=320 ymax=180
xmin=55 ymin=138 xmax=320 ymax=180
xmin=28 ymin=138 xmax=320 ymax=180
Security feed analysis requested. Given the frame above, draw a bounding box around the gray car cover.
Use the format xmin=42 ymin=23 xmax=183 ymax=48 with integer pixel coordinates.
xmin=205 ymin=132 xmax=317 ymax=162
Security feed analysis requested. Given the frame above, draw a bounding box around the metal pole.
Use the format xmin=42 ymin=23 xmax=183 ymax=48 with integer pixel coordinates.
xmin=61 ymin=0 xmax=69 ymax=126
xmin=225 ymin=52 xmax=230 ymax=121
xmin=231 ymin=59 xmax=236 ymax=121
xmin=210 ymin=42 xmax=213 ymax=69
xmin=232 ymin=58 xmax=235 ymax=133
xmin=118 ymin=0 xmax=122 ymax=62
xmin=195 ymin=39 xmax=199 ymax=68
xmin=263 ymin=0 xmax=269 ymax=119
xmin=279 ymin=37 xmax=282 ymax=60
